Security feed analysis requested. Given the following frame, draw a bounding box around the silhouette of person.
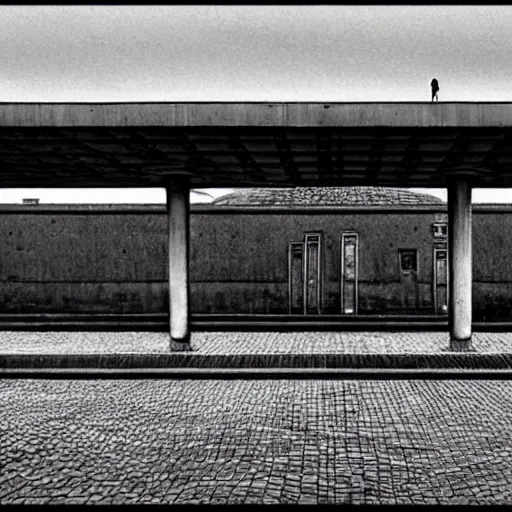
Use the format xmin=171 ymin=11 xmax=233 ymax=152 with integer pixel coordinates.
xmin=431 ymin=78 xmax=439 ymax=102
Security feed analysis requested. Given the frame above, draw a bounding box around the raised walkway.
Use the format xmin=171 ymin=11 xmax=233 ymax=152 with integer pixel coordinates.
xmin=2 ymin=331 xmax=512 ymax=374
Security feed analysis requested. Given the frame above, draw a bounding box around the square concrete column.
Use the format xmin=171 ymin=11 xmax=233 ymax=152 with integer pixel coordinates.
xmin=166 ymin=182 xmax=191 ymax=351
xmin=447 ymin=177 xmax=473 ymax=350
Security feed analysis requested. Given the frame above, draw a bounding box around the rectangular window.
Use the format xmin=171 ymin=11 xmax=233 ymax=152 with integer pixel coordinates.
xmin=433 ymin=248 xmax=448 ymax=314
xmin=435 ymin=249 xmax=447 ymax=284
xmin=399 ymin=249 xmax=418 ymax=274
xmin=344 ymin=237 xmax=357 ymax=281
xmin=432 ymin=222 xmax=447 ymax=238
xmin=304 ymin=233 xmax=322 ymax=315
xmin=341 ymin=233 xmax=358 ymax=314
xmin=288 ymin=242 xmax=304 ymax=314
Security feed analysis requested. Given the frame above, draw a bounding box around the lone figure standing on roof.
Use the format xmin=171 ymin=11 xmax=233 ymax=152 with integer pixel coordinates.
xmin=431 ymin=78 xmax=439 ymax=102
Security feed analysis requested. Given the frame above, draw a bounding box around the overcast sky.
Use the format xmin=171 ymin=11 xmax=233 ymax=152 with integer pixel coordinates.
xmin=0 ymin=5 xmax=511 ymax=203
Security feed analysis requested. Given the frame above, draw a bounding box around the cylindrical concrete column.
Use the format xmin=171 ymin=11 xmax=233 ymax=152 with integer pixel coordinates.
xmin=447 ymin=178 xmax=472 ymax=348
xmin=166 ymin=182 xmax=191 ymax=350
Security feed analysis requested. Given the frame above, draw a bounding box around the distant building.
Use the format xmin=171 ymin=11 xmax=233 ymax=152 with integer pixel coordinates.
xmin=0 ymin=186 xmax=510 ymax=323
xmin=210 ymin=187 xmax=447 ymax=316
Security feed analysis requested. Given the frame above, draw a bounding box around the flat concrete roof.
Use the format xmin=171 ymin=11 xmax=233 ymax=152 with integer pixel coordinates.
xmin=1 ymin=102 xmax=512 ymax=187
xmin=2 ymin=102 xmax=512 ymax=127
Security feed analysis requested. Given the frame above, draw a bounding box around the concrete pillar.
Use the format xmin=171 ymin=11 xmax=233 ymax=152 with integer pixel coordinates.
xmin=166 ymin=182 xmax=191 ymax=351
xmin=447 ymin=177 xmax=473 ymax=350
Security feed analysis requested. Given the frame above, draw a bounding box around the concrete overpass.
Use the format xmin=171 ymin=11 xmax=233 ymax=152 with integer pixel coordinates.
xmin=2 ymin=101 xmax=512 ymax=350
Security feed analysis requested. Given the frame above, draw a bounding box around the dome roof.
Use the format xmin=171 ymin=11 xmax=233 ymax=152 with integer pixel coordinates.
xmin=212 ymin=187 xmax=445 ymax=206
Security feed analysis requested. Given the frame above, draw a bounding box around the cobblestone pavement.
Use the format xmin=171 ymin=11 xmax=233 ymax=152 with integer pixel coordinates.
xmin=1 ymin=379 xmax=512 ymax=504
xmin=1 ymin=331 xmax=512 ymax=355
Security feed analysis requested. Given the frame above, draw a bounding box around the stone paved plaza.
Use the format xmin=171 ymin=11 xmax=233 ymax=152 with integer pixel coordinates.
xmin=2 ymin=331 xmax=512 ymax=354
xmin=1 ymin=378 xmax=512 ymax=505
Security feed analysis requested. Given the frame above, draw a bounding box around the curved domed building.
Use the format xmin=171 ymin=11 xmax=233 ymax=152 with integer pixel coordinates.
xmin=213 ymin=186 xmax=444 ymax=207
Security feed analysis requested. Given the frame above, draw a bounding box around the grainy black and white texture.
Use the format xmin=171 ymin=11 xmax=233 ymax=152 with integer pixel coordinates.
xmin=0 ymin=3 xmax=511 ymax=506
xmin=1 ymin=379 xmax=511 ymax=505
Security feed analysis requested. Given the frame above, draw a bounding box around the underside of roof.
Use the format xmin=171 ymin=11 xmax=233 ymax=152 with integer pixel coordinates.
xmin=1 ymin=103 xmax=512 ymax=188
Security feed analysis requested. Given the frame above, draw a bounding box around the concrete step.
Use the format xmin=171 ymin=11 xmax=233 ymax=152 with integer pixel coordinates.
xmin=3 ymin=367 xmax=512 ymax=379
xmin=0 ymin=313 xmax=510 ymax=331
xmin=2 ymin=351 xmax=512 ymax=372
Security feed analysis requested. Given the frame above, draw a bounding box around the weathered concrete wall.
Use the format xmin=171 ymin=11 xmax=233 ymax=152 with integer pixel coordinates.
xmin=472 ymin=213 xmax=512 ymax=321
xmin=191 ymin=212 xmax=438 ymax=314
xmin=0 ymin=213 xmax=167 ymax=313
xmin=0 ymin=206 xmax=510 ymax=319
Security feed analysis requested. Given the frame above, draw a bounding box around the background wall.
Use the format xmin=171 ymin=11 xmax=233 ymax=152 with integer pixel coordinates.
xmin=0 ymin=212 xmax=167 ymax=313
xmin=473 ymin=213 xmax=512 ymax=321
xmin=0 ymin=205 xmax=510 ymax=320
xmin=191 ymin=211 xmax=439 ymax=314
